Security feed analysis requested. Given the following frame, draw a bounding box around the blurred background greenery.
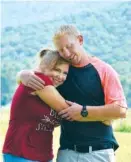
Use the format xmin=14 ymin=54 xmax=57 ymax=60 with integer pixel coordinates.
xmin=1 ymin=1 xmax=131 ymax=161
xmin=1 ymin=1 xmax=131 ymax=107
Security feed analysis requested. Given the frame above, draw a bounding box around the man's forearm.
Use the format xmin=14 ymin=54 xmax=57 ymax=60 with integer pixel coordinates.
xmin=84 ymin=103 xmax=127 ymax=121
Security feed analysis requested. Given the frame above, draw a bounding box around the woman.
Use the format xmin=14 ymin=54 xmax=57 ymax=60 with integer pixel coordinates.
xmin=2 ymin=49 xmax=70 ymax=162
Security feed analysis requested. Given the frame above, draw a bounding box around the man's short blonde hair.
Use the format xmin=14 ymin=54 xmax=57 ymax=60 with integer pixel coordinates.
xmin=53 ymin=25 xmax=81 ymax=45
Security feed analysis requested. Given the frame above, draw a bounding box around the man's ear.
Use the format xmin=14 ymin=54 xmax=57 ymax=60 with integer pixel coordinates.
xmin=77 ymin=35 xmax=83 ymax=45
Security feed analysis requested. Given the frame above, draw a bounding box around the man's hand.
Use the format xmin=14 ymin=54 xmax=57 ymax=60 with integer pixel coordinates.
xmin=17 ymin=70 xmax=45 ymax=90
xmin=58 ymin=100 xmax=112 ymax=125
xmin=58 ymin=100 xmax=83 ymax=121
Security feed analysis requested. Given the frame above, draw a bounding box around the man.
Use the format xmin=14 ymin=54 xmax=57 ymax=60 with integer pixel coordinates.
xmin=19 ymin=25 xmax=127 ymax=162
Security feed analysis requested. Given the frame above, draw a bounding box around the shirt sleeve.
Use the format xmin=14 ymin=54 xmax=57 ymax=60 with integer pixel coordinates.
xmin=26 ymin=72 xmax=53 ymax=94
xmin=35 ymin=72 xmax=53 ymax=86
xmin=103 ymin=65 xmax=127 ymax=108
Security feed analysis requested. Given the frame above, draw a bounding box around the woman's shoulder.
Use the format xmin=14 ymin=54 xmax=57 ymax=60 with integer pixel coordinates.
xmin=34 ymin=71 xmax=53 ymax=86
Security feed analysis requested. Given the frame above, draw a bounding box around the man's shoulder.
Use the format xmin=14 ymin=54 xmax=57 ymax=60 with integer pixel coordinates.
xmin=91 ymin=56 xmax=110 ymax=67
xmin=91 ymin=56 xmax=118 ymax=75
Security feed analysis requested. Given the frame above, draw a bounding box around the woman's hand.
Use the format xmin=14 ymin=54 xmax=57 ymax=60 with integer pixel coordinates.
xmin=17 ymin=70 xmax=45 ymax=90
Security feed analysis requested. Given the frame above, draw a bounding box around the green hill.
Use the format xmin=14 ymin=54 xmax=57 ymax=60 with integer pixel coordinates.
xmin=1 ymin=2 xmax=131 ymax=106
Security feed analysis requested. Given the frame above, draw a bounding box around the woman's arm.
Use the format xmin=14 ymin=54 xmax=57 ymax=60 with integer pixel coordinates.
xmin=35 ymin=86 xmax=112 ymax=125
xmin=35 ymin=85 xmax=69 ymax=112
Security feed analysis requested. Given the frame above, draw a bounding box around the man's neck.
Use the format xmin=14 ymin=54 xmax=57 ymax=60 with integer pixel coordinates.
xmin=74 ymin=51 xmax=91 ymax=67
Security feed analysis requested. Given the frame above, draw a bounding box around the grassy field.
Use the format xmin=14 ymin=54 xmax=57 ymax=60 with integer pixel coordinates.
xmin=0 ymin=108 xmax=131 ymax=162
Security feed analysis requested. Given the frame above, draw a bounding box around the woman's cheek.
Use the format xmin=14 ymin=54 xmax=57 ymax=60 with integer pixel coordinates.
xmin=63 ymin=75 xmax=67 ymax=82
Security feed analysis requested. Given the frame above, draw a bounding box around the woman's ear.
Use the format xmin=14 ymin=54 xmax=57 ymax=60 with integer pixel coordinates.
xmin=39 ymin=49 xmax=50 ymax=58
xmin=77 ymin=35 xmax=83 ymax=45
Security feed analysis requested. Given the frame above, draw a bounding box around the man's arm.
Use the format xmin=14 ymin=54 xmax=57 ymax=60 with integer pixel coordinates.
xmin=85 ymin=103 xmax=127 ymax=120
xmin=18 ymin=71 xmax=69 ymax=112
xmin=16 ymin=70 xmax=45 ymax=90
xmin=58 ymin=101 xmax=127 ymax=122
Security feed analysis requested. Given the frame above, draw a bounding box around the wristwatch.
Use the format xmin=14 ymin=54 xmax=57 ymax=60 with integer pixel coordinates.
xmin=81 ymin=105 xmax=88 ymax=117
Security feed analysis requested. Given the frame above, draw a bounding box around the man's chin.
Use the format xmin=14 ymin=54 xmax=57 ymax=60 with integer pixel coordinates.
xmin=71 ymin=60 xmax=81 ymax=66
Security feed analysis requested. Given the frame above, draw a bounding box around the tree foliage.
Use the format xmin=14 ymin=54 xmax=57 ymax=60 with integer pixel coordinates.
xmin=1 ymin=2 xmax=131 ymax=107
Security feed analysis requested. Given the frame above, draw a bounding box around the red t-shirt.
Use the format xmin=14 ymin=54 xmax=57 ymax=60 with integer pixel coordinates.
xmin=3 ymin=72 xmax=60 ymax=162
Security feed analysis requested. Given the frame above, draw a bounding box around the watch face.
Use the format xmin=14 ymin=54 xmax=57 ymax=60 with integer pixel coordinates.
xmin=81 ymin=110 xmax=88 ymax=117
